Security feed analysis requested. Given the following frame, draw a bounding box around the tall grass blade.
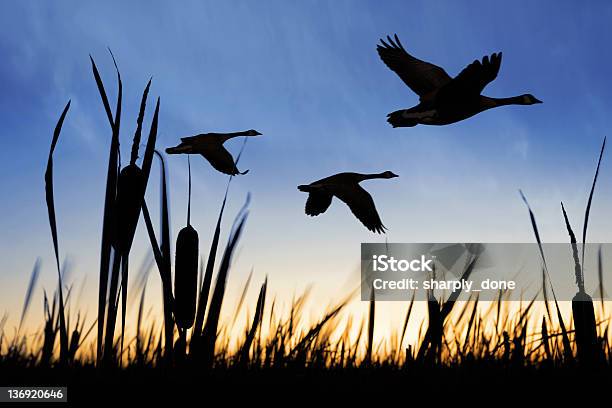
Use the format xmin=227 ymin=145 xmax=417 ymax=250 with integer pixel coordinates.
xmin=598 ymin=246 xmax=605 ymax=311
xmin=192 ymin=183 xmax=231 ymax=340
xmin=398 ymin=290 xmax=415 ymax=352
xmin=89 ymin=56 xmax=113 ymax=127
xmin=18 ymin=258 xmax=41 ymax=333
xmin=581 ymin=137 xmax=606 ymax=268
xmin=231 ymin=268 xmax=253 ymax=328
xmin=45 ymin=100 xmax=71 ymax=364
xmin=519 ymin=190 xmax=572 ymax=360
xmin=366 ymin=289 xmax=375 ymax=365
xmin=239 ymin=277 xmax=267 ymax=364
xmin=200 ymin=200 xmax=249 ymax=365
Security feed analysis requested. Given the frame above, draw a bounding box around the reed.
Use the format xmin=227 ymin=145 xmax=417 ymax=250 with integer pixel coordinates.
xmin=174 ymin=227 xmax=199 ymax=332
xmin=569 ymin=137 xmax=605 ymax=364
xmin=8 ymin=49 xmax=612 ymax=388
xmin=174 ymin=157 xmax=199 ymax=334
xmin=89 ymin=53 xmax=160 ymax=365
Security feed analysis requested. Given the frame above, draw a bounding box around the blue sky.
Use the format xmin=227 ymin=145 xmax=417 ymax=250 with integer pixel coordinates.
xmin=2 ymin=0 xmax=612 ymax=329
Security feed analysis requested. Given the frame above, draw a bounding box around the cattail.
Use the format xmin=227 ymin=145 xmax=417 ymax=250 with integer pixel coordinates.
xmin=174 ymin=157 xmax=199 ymax=331
xmin=174 ymin=225 xmax=199 ymax=330
xmin=561 ymin=137 xmax=606 ymax=365
xmin=572 ymin=291 xmax=597 ymax=364
xmin=115 ymin=163 xmax=144 ymax=253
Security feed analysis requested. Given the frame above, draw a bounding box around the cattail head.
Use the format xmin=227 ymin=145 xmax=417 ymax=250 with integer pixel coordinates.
xmin=174 ymin=225 xmax=199 ymax=331
xmin=115 ymin=164 xmax=144 ymax=253
xmin=572 ymin=291 xmax=598 ymax=364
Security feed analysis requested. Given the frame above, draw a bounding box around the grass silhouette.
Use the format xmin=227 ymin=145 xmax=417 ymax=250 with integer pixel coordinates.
xmin=1 ymin=55 xmax=612 ymax=402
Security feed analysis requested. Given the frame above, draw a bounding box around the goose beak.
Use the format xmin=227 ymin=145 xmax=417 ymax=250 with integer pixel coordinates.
xmin=534 ymin=98 xmax=543 ymax=104
xmin=390 ymin=172 xmax=399 ymax=178
xmin=254 ymin=130 xmax=262 ymax=135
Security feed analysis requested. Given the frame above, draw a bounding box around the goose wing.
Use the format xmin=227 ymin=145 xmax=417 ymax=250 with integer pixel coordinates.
xmin=305 ymin=192 xmax=333 ymax=216
xmin=335 ymin=184 xmax=386 ymax=234
xmin=201 ymin=145 xmax=244 ymax=175
xmin=447 ymin=52 xmax=502 ymax=96
xmin=377 ymin=34 xmax=452 ymax=97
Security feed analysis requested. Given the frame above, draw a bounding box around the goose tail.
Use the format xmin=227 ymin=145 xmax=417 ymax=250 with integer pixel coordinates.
xmin=387 ymin=110 xmax=419 ymax=128
xmin=166 ymin=145 xmax=191 ymax=154
xmin=298 ymin=184 xmax=313 ymax=192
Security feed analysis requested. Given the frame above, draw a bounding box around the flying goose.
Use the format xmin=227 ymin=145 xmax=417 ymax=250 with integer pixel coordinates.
xmin=298 ymin=171 xmax=398 ymax=234
xmin=377 ymin=34 xmax=542 ymax=127
xmin=166 ymin=129 xmax=261 ymax=175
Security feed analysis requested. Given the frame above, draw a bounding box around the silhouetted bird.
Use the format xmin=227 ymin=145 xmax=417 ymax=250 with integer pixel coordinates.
xmin=166 ymin=130 xmax=261 ymax=175
xmin=298 ymin=171 xmax=398 ymax=234
xmin=377 ymin=34 xmax=542 ymax=127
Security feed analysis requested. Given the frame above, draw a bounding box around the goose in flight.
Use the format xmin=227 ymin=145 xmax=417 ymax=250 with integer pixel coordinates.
xmin=298 ymin=171 xmax=398 ymax=234
xmin=377 ymin=34 xmax=542 ymax=127
xmin=166 ymin=129 xmax=261 ymax=175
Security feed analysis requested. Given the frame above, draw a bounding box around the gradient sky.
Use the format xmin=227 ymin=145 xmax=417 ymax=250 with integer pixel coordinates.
xmin=2 ymin=0 xmax=612 ymax=335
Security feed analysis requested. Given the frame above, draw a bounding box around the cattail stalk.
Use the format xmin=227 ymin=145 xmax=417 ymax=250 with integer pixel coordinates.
xmin=174 ymin=157 xmax=199 ymax=333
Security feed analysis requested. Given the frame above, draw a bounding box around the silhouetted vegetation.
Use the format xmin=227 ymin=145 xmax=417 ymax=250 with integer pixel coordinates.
xmin=1 ymin=51 xmax=611 ymax=403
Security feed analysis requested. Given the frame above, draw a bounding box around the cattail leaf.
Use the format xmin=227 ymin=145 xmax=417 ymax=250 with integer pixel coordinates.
xmin=93 ymin=52 xmax=122 ymax=364
xmin=193 ymin=184 xmax=230 ymax=339
xmin=153 ymin=150 xmax=174 ymax=360
xmin=142 ymin=199 xmax=175 ymax=362
xmin=142 ymin=201 xmax=165 ymax=279
xmin=140 ymin=98 xmax=160 ymax=191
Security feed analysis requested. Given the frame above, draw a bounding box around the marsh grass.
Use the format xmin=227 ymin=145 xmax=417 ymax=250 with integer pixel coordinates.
xmin=3 ymin=58 xmax=612 ymax=397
